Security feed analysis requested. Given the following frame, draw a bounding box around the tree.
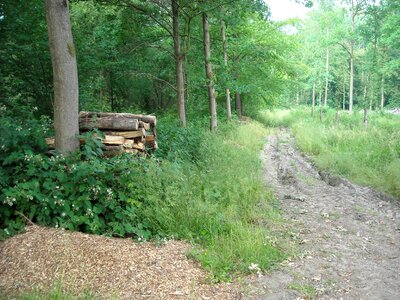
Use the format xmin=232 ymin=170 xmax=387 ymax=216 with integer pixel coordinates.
xmin=202 ymin=12 xmax=217 ymax=131
xmin=45 ymin=0 xmax=79 ymax=154
xmin=172 ymin=0 xmax=186 ymax=127
xmin=221 ymin=19 xmax=232 ymax=120
xmin=347 ymin=0 xmax=367 ymax=112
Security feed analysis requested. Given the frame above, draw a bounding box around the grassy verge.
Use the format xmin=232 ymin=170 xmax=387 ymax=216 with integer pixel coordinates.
xmin=257 ymin=108 xmax=400 ymax=197
xmin=145 ymin=118 xmax=286 ymax=281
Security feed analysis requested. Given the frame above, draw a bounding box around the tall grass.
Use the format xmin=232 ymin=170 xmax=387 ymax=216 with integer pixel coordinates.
xmin=141 ymin=119 xmax=286 ymax=280
xmin=258 ymin=108 xmax=400 ymax=197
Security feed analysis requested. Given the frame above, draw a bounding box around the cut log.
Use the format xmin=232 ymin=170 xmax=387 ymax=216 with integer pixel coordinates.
xmin=80 ymin=116 xmax=139 ymax=131
xmin=145 ymin=135 xmax=155 ymax=143
xmin=132 ymin=142 xmax=145 ymax=151
xmin=123 ymin=139 xmax=134 ymax=147
xmin=139 ymin=121 xmax=151 ymax=130
xmin=133 ymin=136 xmax=145 ymax=143
xmin=103 ymin=128 xmax=146 ymax=139
xmin=101 ymin=135 xmax=126 ymax=145
xmin=80 ymin=111 xmax=156 ymax=126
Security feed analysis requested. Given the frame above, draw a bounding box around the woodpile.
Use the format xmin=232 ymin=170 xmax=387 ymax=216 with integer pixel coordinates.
xmin=46 ymin=111 xmax=157 ymax=156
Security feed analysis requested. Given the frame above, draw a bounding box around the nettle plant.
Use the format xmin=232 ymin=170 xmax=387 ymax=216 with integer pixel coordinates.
xmin=0 ymin=106 xmax=155 ymax=240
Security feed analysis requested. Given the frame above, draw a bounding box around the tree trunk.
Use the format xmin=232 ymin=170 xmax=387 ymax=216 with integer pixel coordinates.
xmin=172 ymin=0 xmax=186 ymax=127
xmin=312 ymin=81 xmax=316 ymax=116
xmin=363 ymin=72 xmax=367 ymax=110
xmin=381 ymin=76 xmax=385 ymax=111
xmin=203 ymin=12 xmax=217 ymax=131
xmin=324 ymin=47 xmax=329 ymax=107
xmin=349 ymin=0 xmax=355 ymax=113
xmin=221 ymin=20 xmax=231 ymax=121
xmin=370 ymin=79 xmax=374 ymax=111
xmin=45 ymin=0 xmax=79 ymax=154
xmin=343 ymin=75 xmax=346 ymax=110
xmin=349 ymin=51 xmax=354 ymax=112
xmin=319 ymin=84 xmax=323 ymax=122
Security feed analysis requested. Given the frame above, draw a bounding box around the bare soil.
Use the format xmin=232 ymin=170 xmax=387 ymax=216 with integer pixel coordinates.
xmin=245 ymin=129 xmax=400 ymax=299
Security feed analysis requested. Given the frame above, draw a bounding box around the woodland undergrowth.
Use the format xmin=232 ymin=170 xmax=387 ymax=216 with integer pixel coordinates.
xmin=0 ymin=106 xmax=285 ymax=281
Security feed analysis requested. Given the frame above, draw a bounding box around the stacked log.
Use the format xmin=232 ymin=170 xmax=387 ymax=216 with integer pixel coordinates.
xmin=46 ymin=111 xmax=157 ymax=156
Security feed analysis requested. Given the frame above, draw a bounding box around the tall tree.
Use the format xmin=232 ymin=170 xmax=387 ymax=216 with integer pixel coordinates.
xmin=172 ymin=0 xmax=186 ymax=127
xmin=221 ymin=20 xmax=232 ymax=120
xmin=203 ymin=12 xmax=217 ymax=131
xmin=45 ymin=0 xmax=79 ymax=154
xmin=348 ymin=0 xmax=366 ymax=112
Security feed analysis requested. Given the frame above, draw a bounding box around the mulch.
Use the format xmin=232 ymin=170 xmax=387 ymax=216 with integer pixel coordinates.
xmin=0 ymin=226 xmax=240 ymax=299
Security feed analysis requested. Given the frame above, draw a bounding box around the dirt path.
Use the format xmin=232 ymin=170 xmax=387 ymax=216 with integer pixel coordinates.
xmin=246 ymin=129 xmax=400 ymax=299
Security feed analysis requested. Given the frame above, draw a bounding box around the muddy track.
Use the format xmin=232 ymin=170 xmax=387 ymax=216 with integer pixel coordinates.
xmin=246 ymin=129 xmax=400 ymax=300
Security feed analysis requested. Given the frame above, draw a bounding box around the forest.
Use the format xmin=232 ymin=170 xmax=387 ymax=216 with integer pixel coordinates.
xmin=0 ymin=0 xmax=399 ymax=299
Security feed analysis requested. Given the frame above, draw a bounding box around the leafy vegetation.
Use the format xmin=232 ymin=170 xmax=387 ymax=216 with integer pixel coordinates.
xmin=258 ymin=108 xmax=400 ymax=197
xmin=0 ymin=0 xmax=399 ymax=294
xmin=0 ymin=105 xmax=285 ymax=279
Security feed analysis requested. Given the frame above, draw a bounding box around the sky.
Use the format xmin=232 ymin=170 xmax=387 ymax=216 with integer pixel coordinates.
xmin=265 ymin=0 xmax=311 ymax=21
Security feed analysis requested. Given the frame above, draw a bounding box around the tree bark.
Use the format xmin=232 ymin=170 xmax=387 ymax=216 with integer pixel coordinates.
xmin=349 ymin=0 xmax=355 ymax=113
xmin=363 ymin=71 xmax=367 ymax=110
xmin=172 ymin=0 xmax=186 ymax=127
xmin=319 ymin=82 xmax=323 ymax=122
xmin=349 ymin=50 xmax=354 ymax=112
xmin=203 ymin=12 xmax=217 ymax=131
xmin=221 ymin=20 xmax=232 ymax=121
xmin=45 ymin=0 xmax=79 ymax=154
xmin=312 ymin=81 xmax=316 ymax=116
xmin=324 ymin=47 xmax=329 ymax=107
xmin=343 ymin=74 xmax=346 ymax=110
xmin=80 ymin=112 xmax=156 ymax=125
xmin=370 ymin=79 xmax=374 ymax=111
xmin=381 ymin=76 xmax=385 ymax=111
xmin=79 ymin=116 xmax=139 ymax=131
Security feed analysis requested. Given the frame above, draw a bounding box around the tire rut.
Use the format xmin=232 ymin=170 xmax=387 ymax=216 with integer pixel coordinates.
xmin=245 ymin=128 xmax=400 ymax=300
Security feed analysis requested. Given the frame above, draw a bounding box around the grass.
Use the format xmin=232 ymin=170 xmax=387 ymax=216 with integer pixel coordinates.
xmin=143 ymin=119 xmax=287 ymax=281
xmin=0 ymin=285 xmax=96 ymax=300
xmin=1 ymin=114 xmax=288 ymax=294
xmin=288 ymin=282 xmax=317 ymax=299
xmin=257 ymin=108 xmax=400 ymax=197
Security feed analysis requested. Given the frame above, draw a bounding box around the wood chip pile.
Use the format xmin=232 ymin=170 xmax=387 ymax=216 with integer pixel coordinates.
xmin=46 ymin=111 xmax=157 ymax=156
xmin=0 ymin=226 xmax=239 ymax=299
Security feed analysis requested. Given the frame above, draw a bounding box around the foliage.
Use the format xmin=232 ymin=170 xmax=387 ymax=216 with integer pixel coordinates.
xmin=0 ymin=109 xmax=285 ymax=279
xmin=258 ymin=108 xmax=400 ymax=197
